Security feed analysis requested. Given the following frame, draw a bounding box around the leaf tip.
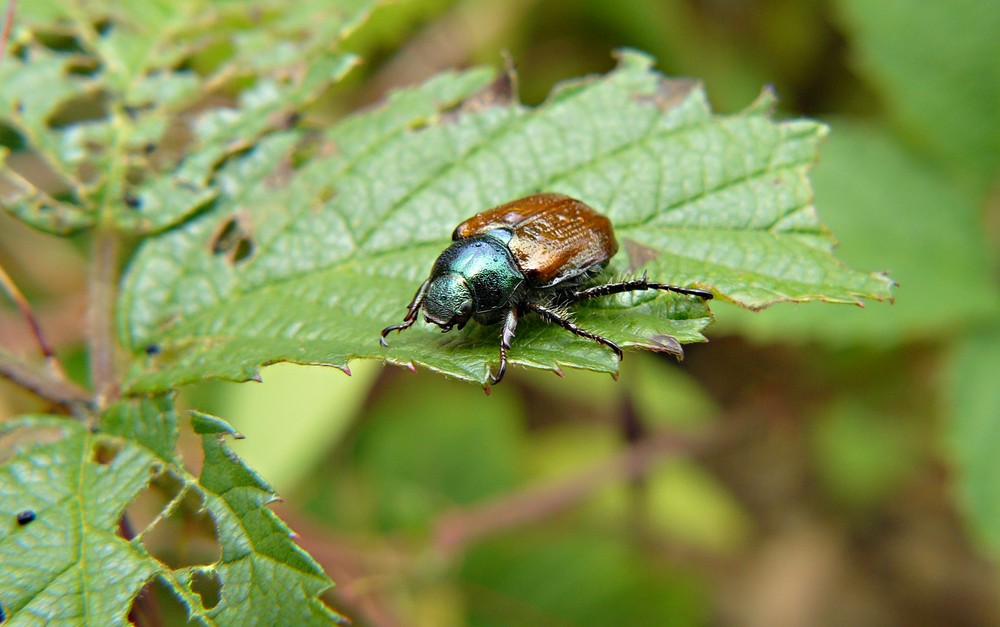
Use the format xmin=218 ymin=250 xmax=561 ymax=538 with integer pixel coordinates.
xmin=744 ymin=85 xmax=779 ymax=116
xmin=612 ymin=47 xmax=655 ymax=72
xmin=190 ymin=411 xmax=242 ymax=438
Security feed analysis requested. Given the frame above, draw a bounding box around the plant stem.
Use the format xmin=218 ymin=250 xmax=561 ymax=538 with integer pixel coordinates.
xmin=0 ymin=350 xmax=90 ymax=409
xmin=0 ymin=0 xmax=16 ymax=63
xmin=0 ymin=262 xmax=69 ymax=379
xmin=87 ymin=226 xmax=120 ymax=409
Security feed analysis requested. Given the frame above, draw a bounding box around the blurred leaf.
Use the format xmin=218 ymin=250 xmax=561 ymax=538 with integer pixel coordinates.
xmin=0 ymin=400 xmax=345 ymax=625
xmin=836 ymin=0 xmax=1000 ymax=188
xmin=120 ymin=51 xmax=891 ymax=391
xmin=714 ymin=120 xmax=1000 ymax=344
xmin=191 ymin=361 xmax=381 ymax=495
xmin=1 ymin=0 xmax=376 ymax=235
xmin=640 ymin=459 xmax=751 ymax=552
xmin=810 ymin=400 xmax=921 ymax=509
xmin=345 ymin=373 xmax=524 ymax=532
xmin=949 ymin=327 xmax=1000 ymax=556
xmin=629 ymin=353 xmax=717 ymax=429
xmin=461 ymin=530 xmax=706 ymax=627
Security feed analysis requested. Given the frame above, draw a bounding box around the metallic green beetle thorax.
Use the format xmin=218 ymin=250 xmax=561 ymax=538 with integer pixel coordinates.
xmin=429 ymin=232 xmax=525 ymax=318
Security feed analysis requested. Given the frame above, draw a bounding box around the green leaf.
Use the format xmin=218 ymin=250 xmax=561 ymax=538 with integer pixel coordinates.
xmin=119 ymin=50 xmax=892 ymax=390
xmin=0 ymin=399 xmax=345 ymax=625
xmin=0 ymin=416 xmax=159 ymax=624
xmin=835 ymin=0 xmax=1000 ymax=188
xmin=949 ymin=327 xmax=1000 ymax=556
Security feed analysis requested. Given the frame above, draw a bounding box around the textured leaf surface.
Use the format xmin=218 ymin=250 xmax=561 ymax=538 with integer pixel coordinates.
xmin=119 ymin=51 xmax=893 ymax=390
xmin=0 ymin=0 xmax=375 ymax=235
xmin=0 ymin=399 xmax=343 ymax=625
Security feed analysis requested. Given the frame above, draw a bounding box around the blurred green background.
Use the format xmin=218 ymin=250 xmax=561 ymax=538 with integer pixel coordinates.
xmin=2 ymin=0 xmax=999 ymax=625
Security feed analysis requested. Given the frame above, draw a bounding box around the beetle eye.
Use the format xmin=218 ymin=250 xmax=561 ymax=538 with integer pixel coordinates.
xmin=458 ymin=300 xmax=473 ymax=319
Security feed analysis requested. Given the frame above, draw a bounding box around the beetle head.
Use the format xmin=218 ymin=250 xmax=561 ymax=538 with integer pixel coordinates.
xmin=423 ymin=274 xmax=474 ymax=332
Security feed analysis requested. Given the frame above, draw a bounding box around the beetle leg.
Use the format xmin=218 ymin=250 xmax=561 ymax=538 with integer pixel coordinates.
xmin=527 ymin=302 xmax=623 ymax=361
xmin=568 ymin=275 xmax=713 ymax=302
xmin=380 ymin=279 xmax=430 ymax=346
xmin=490 ymin=308 xmax=518 ymax=384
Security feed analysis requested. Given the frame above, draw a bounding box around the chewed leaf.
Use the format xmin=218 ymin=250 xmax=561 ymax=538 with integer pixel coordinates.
xmin=0 ymin=399 xmax=344 ymax=625
xmin=119 ymin=50 xmax=893 ymax=391
xmin=1 ymin=0 xmax=376 ymax=235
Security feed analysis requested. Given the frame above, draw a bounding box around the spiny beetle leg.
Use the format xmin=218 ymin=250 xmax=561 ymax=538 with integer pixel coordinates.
xmin=527 ymin=302 xmax=623 ymax=361
xmin=380 ymin=320 xmax=415 ymax=346
xmin=379 ymin=279 xmax=430 ymax=346
xmin=489 ymin=308 xmax=518 ymax=385
xmin=570 ymin=274 xmax=713 ymax=302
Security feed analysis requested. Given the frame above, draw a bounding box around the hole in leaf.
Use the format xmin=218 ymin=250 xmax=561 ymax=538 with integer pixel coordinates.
xmin=92 ymin=440 xmax=121 ymax=465
xmin=231 ymin=238 xmax=253 ymax=263
xmin=317 ymin=185 xmax=337 ymax=204
xmin=0 ymin=121 xmax=26 ymax=150
xmin=139 ymin=484 xmax=222 ymax=569
xmin=123 ymin=193 xmax=142 ymax=210
xmin=126 ymin=579 xmax=160 ymax=626
xmin=134 ymin=576 xmax=191 ymax=626
xmin=210 ymin=213 xmax=254 ymax=265
xmin=33 ymin=29 xmax=87 ymax=54
xmin=2 ymin=151 xmax=74 ymax=198
xmin=123 ymin=468 xmax=179 ymax=538
xmin=190 ymin=568 xmax=222 ymax=610
xmin=48 ymin=91 xmax=109 ymax=128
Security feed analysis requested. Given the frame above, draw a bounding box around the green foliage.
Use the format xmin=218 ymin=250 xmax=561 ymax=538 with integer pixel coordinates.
xmin=0 ymin=0 xmax=376 ymax=235
xmin=836 ymin=0 xmax=1000 ymax=189
xmin=834 ymin=0 xmax=1000 ymax=561
xmin=0 ymin=399 xmax=343 ymax=625
xmin=0 ymin=0 xmax=924 ymax=625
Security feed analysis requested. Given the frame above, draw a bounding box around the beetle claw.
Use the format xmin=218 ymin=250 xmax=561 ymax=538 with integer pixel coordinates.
xmin=489 ymin=363 xmax=506 ymax=385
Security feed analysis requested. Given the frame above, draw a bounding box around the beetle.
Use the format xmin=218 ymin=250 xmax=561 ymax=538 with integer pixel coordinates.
xmin=380 ymin=193 xmax=713 ymax=384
